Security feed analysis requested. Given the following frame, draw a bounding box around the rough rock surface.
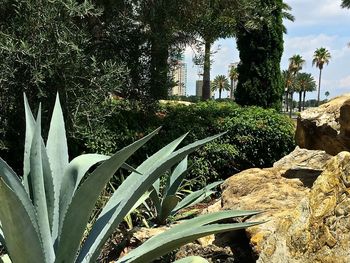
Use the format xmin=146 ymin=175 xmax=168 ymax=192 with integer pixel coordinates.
xmin=220 ymin=147 xmax=350 ymax=262
xmin=295 ymin=94 xmax=350 ymax=155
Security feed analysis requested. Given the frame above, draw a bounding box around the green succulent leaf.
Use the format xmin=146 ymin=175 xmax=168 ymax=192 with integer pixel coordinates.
xmin=46 ymin=94 xmax=69 ymax=243
xmin=118 ymin=210 xmax=261 ymax=263
xmin=30 ymin=106 xmax=55 ymax=263
xmin=77 ymin=133 xmax=224 ymax=263
xmin=172 ymin=181 xmax=222 ymax=214
xmin=0 ymin=158 xmax=38 ymax=233
xmin=165 ymin=156 xmax=188 ymax=197
xmin=158 ymin=195 xmax=180 ymax=224
xmin=0 ymin=178 xmax=45 ymax=263
xmin=55 ymin=128 xmax=161 ymax=263
xmin=23 ymin=93 xmax=36 ymax=196
xmin=173 ymin=256 xmax=209 ymax=263
xmin=59 ymin=153 xmax=110 ymax=233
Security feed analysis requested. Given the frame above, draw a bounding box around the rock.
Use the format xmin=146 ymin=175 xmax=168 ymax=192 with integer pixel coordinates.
xmin=220 ymin=147 xmax=335 ymax=262
xmin=295 ymin=94 xmax=350 ymax=155
xmin=176 ymin=243 xmax=235 ymax=263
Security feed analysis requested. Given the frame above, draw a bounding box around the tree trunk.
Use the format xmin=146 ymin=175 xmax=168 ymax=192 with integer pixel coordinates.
xmin=303 ymin=90 xmax=306 ymax=110
xmin=219 ymin=88 xmax=222 ymax=99
xmin=285 ymin=89 xmax=289 ymax=112
xmin=298 ymin=91 xmax=302 ymax=112
xmin=233 ymin=80 xmax=236 ymax=100
xmin=289 ymin=92 xmax=293 ymax=117
xmin=230 ymin=79 xmax=233 ymax=99
xmin=317 ymin=68 xmax=322 ymax=106
xmin=202 ymin=40 xmax=211 ymax=100
xmin=150 ymin=20 xmax=169 ymax=100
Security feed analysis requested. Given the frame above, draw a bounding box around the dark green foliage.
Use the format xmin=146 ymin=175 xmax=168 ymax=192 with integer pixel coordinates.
xmin=79 ymin=101 xmax=295 ymax=187
xmin=0 ymin=0 xmax=128 ymax=170
xmin=235 ymin=0 xmax=284 ymax=110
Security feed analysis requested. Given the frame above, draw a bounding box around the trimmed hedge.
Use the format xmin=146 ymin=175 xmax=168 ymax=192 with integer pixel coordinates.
xmin=76 ymin=100 xmax=295 ymax=187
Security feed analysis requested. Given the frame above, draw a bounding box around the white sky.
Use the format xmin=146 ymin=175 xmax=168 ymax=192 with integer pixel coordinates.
xmin=184 ymin=0 xmax=350 ymax=100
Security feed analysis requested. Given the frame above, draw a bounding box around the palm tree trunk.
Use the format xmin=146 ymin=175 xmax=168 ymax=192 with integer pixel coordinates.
xmin=202 ymin=40 xmax=211 ymax=100
xmin=285 ymin=88 xmax=289 ymax=112
xmin=289 ymin=92 xmax=293 ymax=117
xmin=230 ymin=79 xmax=233 ymax=99
xmin=233 ymin=80 xmax=236 ymax=100
xmin=303 ymin=91 xmax=306 ymax=110
xmin=219 ymin=88 xmax=222 ymax=99
xmin=298 ymin=91 xmax=302 ymax=112
xmin=317 ymin=68 xmax=322 ymax=106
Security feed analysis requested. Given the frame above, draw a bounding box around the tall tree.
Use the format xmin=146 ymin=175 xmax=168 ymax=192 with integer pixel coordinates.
xmin=229 ymin=65 xmax=239 ymax=99
xmin=341 ymin=0 xmax=350 ymax=8
xmin=192 ymin=0 xmax=237 ymax=100
xmin=282 ymin=70 xmax=294 ymax=112
xmin=295 ymin=72 xmax=316 ymax=111
xmin=288 ymin=54 xmax=305 ymax=116
xmin=211 ymin=75 xmax=230 ymax=99
xmin=312 ymin=47 xmax=331 ymax=106
xmin=137 ymin=0 xmax=200 ymax=100
xmin=234 ymin=0 xmax=293 ymax=109
xmin=0 ymin=0 xmax=128 ymax=170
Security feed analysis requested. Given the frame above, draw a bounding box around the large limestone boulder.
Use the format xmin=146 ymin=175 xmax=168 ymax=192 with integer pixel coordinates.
xmin=221 ymin=147 xmax=350 ymax=262
xmin=295 ymin=94 xmax=350 ymax=155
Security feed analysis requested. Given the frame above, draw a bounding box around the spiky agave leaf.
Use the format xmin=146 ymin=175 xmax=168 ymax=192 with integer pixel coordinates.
xmin=30 ymin=106 xmax=55 ymax=262
xmin=0 ymin=178 xmax=45 ymax=263
xmin=77 ymin=133 xmax=225 ymax=263
xmin=46 ymin=94 xmax=69 ymax=243
xmin=117 ymin=210 xmax=262 ymax=263
xmin=55 ymin=128 xmax=161 ymax=263
xmin=171 ymin=181 xmax=223 ymax=215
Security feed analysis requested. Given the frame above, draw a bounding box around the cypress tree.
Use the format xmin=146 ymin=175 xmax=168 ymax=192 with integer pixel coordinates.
xmin=235 ymin=0 xmax=284 ymax=110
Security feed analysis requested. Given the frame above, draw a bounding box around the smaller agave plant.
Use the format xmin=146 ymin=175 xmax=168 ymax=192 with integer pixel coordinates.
xmin=0 ymin=94 xmax=261 ymax=263
xmin=146 ymin=156 xmax=223 ymax=225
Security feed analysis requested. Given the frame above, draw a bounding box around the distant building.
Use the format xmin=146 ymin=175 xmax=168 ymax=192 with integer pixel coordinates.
xmin=228 ymin=62 xmax=239 ymax=99
xmin=170 ymin=57 xmax=187 ymax=96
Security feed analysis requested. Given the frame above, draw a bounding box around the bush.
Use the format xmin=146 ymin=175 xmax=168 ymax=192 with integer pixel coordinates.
xmin=77 ymin=100 xmax=295 ymax=187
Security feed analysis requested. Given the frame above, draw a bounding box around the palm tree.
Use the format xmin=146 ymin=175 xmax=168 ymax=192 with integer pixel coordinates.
xmin=325 ymin=91 xmax=330 ymax=100
xmin=211 ymin=75 xmax=230 ymax=99
xmin=312 ymin=47 xmax=331 ymax=106
xmin=296 ymin=73 xmax=317 ymax=111
xmin=229 ymin=65 xmax=239 ymax=99
xmin=282 ymin=70 xmax=294 ymax=112
xmin=288 ymin=55 xmax=305 ymax=116
xmin=341 ymin=0 xmax=350 ymax=8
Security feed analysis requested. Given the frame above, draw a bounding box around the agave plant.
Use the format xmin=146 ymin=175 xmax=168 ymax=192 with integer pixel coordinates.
xmin=0 ymin=94 xmax=261 ymax=263
xmin=148 ymin=156 xmax=223 ymax=225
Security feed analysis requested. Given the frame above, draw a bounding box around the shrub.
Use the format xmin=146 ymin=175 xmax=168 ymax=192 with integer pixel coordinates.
xmin=76 ymin=100 xmax=295 ymax=187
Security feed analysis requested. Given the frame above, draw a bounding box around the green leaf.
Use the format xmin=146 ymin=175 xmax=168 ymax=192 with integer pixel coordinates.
xmin=172 ymin=181 xmax=222 ymax=214
xmin=0 ymin=158 xmax=38 ymax=232
xmin=165 ymin=156 xmax=188 ymax=197
xmin=118 ymin=210 xmax=262 ymax=263
xmin=30 ymin=107 xmax=55 ymax=262
xmin=23 ymin=93 xmax=36 ymax=195
xmin=78 ymin=133 xmax=224 ymax=263
xmin=158 ymin=195 xmax=180 ymax=224
xmin=0 ymin=178 xmax=45 ymax=263
xmin=173 ymin=256 xmax=209 ymax=263
xmin=46 ymin=94 xmax=69 ymax=243
xmin=55 ymin=128 xmax=161 ymax=263
xmin=59 ymin=153 xmax=109 ymax=234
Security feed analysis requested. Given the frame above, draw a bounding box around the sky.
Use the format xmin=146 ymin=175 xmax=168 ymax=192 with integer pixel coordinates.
xmin=184 ymin=0 xmax=350 ymax=100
